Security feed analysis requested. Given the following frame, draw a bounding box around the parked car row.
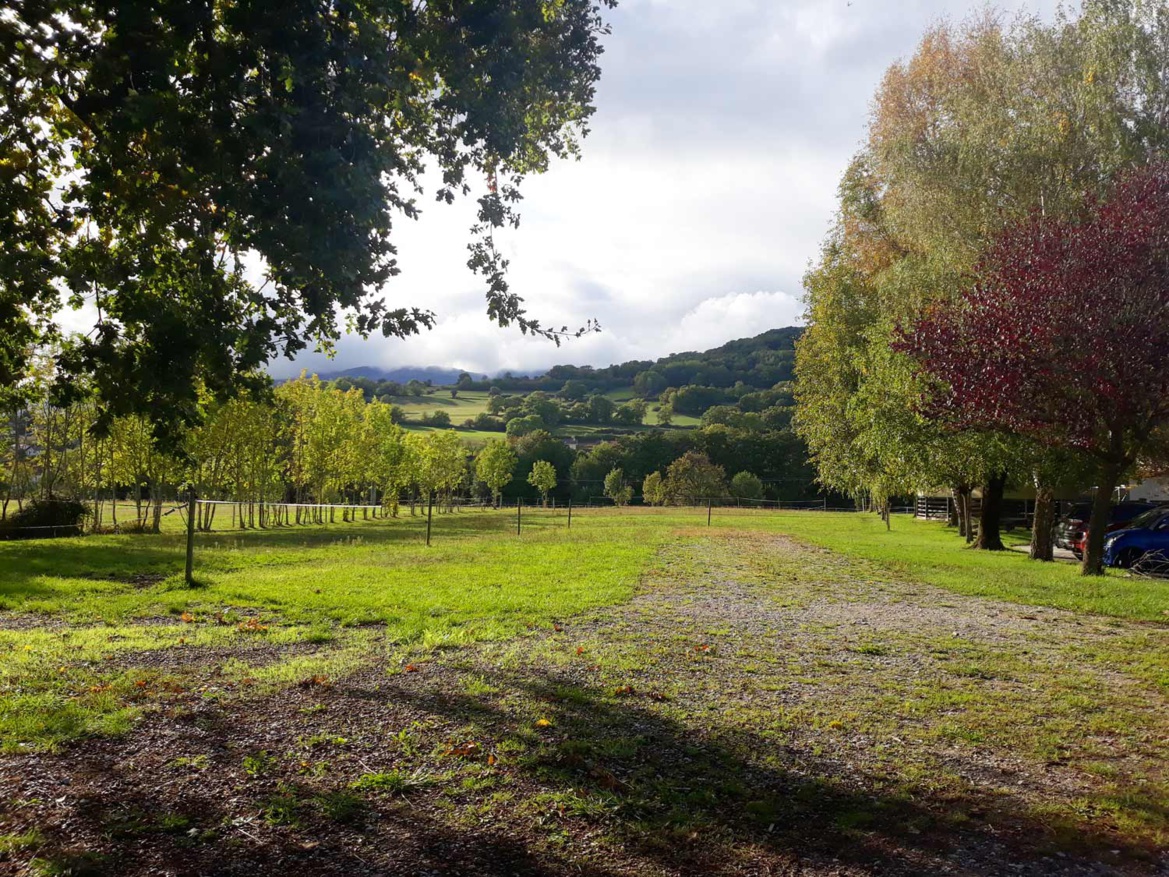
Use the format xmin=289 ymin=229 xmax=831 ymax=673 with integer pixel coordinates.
xmin=1054 ymin=500 xmax=1169 ymax=569
xmin=1103 ymin=507 xmax=1169 ymax=569
xmin=1054 ymin=501 xmax=1160 ymax=559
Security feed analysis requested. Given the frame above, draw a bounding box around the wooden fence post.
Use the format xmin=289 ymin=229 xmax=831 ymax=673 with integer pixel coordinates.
xmin=185 ymin=490 xmax=196 ymax=586
xmin=426 ymin=493 xmax=433 ymax=546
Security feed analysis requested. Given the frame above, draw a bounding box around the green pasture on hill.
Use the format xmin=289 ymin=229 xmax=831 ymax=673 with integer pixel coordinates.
xmin=386 ymin=390 xmax=494 ymax=420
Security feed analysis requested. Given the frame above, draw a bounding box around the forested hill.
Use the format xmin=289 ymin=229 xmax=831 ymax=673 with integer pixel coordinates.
xmin=333 ymin=327 xmax=803 ymax=397
xmin=498 ymin=326 xmax=802 ymax=394
xmin=317 ymin=327 xmax=802 ymax=395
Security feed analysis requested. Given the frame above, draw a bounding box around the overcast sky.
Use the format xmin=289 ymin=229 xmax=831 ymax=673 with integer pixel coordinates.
xmin=277 ymin=0 xmax=1060 ymax=379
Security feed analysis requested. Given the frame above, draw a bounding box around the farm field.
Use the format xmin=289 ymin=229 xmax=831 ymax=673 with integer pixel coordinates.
xmin=1 ymin=510 xmax=1167 ymax=876
xmin=386 ymin=390 xmax=494 ymax=421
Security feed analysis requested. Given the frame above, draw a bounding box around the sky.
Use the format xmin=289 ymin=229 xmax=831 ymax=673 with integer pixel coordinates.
xmin=275 ymin=0 xmax=1061 ymax=379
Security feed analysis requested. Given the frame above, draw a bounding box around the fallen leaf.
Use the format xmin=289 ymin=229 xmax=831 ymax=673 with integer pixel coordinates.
xmin=445 ymin=742 xmax=482 ymax=758
xmin=404 ymin=663 xmax=420 ymax=673
xmin=535 ymin=718 xmax=553 ymax=728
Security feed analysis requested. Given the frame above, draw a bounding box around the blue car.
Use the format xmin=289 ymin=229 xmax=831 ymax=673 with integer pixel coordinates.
xmin=1102 ymin=507 xmax=1169 ymax=568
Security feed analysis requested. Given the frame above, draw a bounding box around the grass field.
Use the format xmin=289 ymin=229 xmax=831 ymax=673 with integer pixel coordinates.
xmin=2 ymin=509 xmax=1167 ymax=875
xmin=387 ymin=390 xmax=494 ymax=420
xmin=389 ymin=387 xmax=698 ymax=439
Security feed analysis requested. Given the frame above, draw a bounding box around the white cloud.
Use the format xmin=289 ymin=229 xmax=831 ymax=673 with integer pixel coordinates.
xmin=55 ymin=0 xmax=1064 ymax=379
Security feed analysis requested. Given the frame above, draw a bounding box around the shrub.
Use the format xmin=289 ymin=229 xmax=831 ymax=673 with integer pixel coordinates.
xmin=729 ymin=471 xmax=764 ymax=501
xmin=0 ymin=499 xmax=89 ymax=540
xmin=663 ymin=452 xmax=727 ymax=505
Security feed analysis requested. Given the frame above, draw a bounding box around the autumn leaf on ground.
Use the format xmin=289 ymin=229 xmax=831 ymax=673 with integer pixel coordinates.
xmin=180 ymin=612 xmax=196 ymax=624
xmin=590 ymin=767 xmax=629 ymax=793
xmin=404 ymin=663 xmax=420 ymax=673
xmin=444 ymin=742 xmax=482 ymax=758
xmin=534 ymin=718 xmax=553 ymax=728
xmin=298 ymin=674 xmax=330 ymax=688
xmin=613 ymin=685 xmax=635 ymax=697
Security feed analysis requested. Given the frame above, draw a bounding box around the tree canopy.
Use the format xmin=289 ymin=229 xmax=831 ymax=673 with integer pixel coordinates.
xmin=795 ymin=1 xmax=1169 ymax=556
xmin=2 ymin=0 xmax=615 ymax=438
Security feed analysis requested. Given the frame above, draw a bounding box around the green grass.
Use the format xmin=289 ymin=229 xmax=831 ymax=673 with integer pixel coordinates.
xmin=3 ymin=508 xmax=1168 ymax=871
xmin=388 ymin=390 xmax=494 ymax=420
xmin=2 ymin=507 xmax=1165 ymax=756
xmin=0 ymin=509 xmax=663 ymax=752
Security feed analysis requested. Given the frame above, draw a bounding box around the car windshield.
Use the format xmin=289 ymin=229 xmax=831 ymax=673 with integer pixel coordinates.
xmin=1113 ymin=503 xmax=1154 ymax=522
xmin=1125 ymin=508 xmax=1166 ymax=529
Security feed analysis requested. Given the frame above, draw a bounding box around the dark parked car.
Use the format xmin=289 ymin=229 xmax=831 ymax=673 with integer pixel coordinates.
xmin=1103 ymin=507 xmax=1169 ymax=568
xmin=1055 ymin=501 xmax=1159 ymax=559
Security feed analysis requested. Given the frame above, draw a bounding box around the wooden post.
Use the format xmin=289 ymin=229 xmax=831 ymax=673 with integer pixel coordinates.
xmin=185 ymin=490 xmax=196 ymax=586
xmin=567 ymin=499 xmax=572 ymax=529
xmin=517 ymin=499 xmax=521 ymax=536
xmin=707 ymin=499 xmax=712 ymax=526
xmin=426 ymin=493 xmax=433 ymax=546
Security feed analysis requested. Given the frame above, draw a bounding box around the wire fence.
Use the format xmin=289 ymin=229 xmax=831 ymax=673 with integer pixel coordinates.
xmin=0 ymin=493 xmax=862 ymax=585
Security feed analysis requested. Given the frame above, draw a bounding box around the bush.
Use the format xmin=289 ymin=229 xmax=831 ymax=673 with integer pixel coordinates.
xmin=0 ymin=498 xmax=90 ymax=540
xmin=730 ymin=471 xmax=764 ymax=501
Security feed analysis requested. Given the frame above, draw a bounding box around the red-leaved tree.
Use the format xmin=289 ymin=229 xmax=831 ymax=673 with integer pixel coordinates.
xmin=899 ymin=163 xmax=1169 ymax=574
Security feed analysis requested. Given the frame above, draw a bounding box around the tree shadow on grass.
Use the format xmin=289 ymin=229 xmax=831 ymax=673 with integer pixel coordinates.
xmin=373 ymin=666 xmax=1154 ymax=875
xmin=5 ymin=657 xmax=1156 ymax=876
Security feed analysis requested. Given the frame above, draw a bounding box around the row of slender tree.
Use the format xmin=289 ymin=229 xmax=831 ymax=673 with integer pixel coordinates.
xmin=3 ymin=367 xmax=786 ymax=532
xmin=795 ymin=1 xmax=1169 ymax=574
xmin=2 ymin=373 xmax=509 ymax=532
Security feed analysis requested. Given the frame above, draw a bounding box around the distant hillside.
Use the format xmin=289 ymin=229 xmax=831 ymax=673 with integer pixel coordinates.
xmin=314 ymin=327 xmax=802 ymax=398
xmin=314 ymin=365 xmax=489 ymax=385
xmin=491 ymin=326 xmax=803 ymax=395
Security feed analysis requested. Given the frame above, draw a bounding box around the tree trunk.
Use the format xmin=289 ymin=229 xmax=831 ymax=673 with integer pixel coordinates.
xmin=1029 ymin=483 xmax=1055 ymax=562
xmin=150 ymin=485 xmax=163 ymax=534
xmin=973 ymin=473 xmax=1007 ymax=551
xmin=954 ymin=484 xmax=972 ymax=539
xmin=947 ymin=489 xmax=960 ymax=528
xmin=1083 ymin=462 xmax=1124 ymax=576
